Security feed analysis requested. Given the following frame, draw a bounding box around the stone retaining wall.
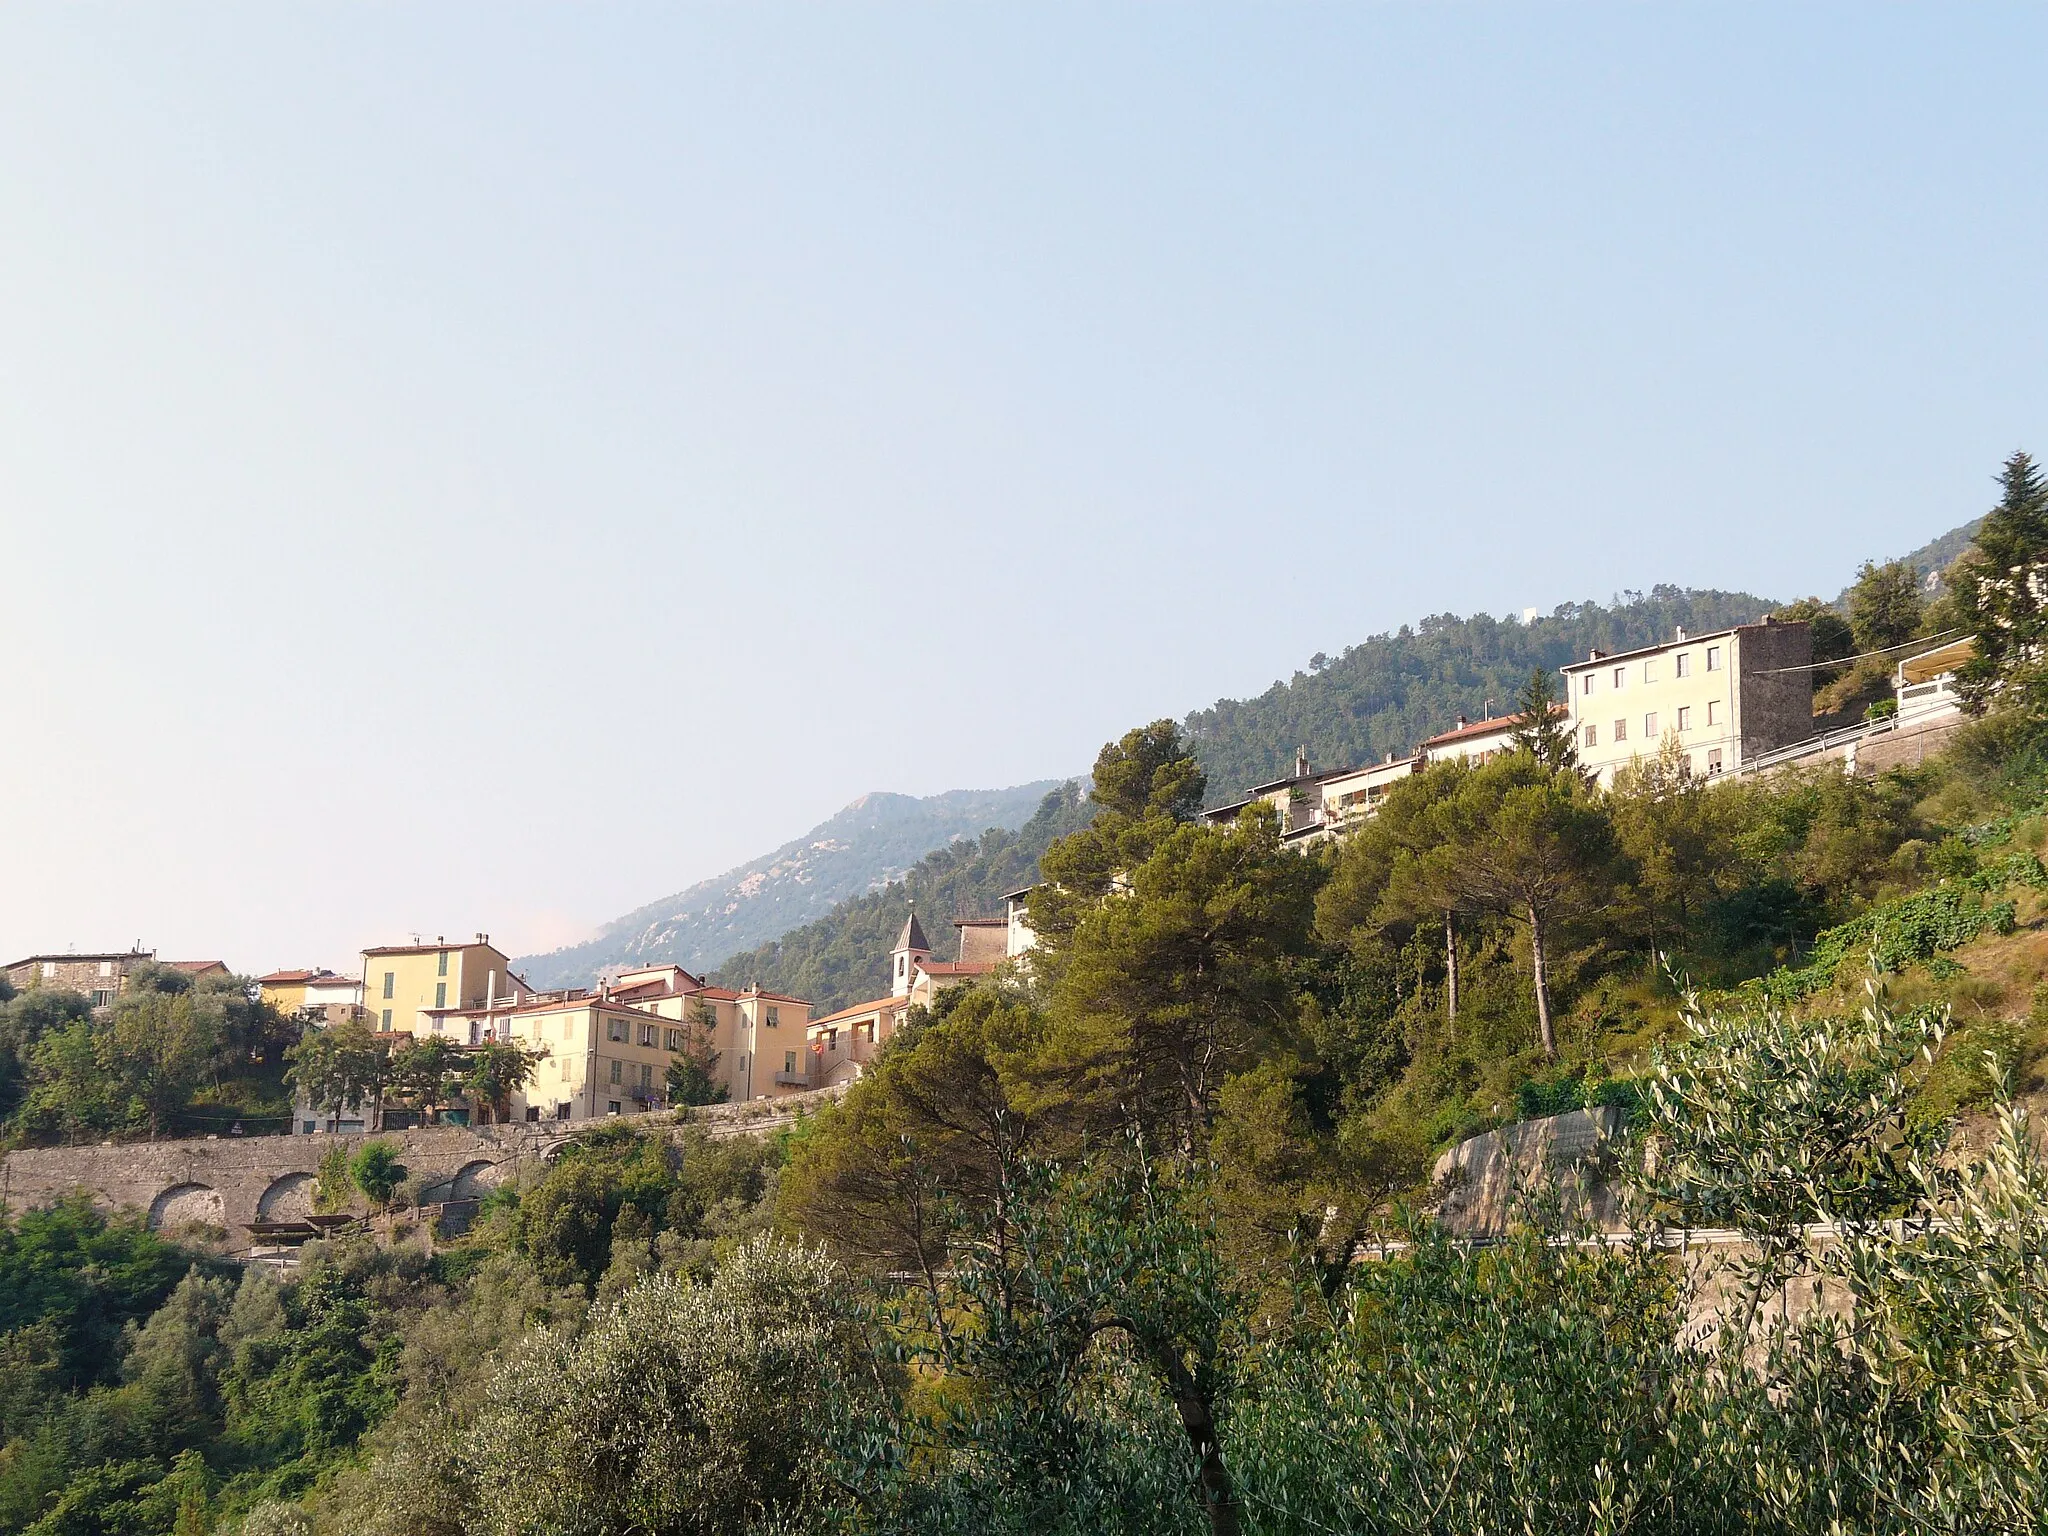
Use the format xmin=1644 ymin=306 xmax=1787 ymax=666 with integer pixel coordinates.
xmin=0 ymin=1088 xmax=839 ymax=1246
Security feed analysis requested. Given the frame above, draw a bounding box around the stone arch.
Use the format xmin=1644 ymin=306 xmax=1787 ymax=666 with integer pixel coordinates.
xmin=256 ymin=1172 xmax=316 ymax=1222
xmin=148 ymin=1182 xmax=226 ymax=1232
xmin=451 ymin=1160 xmax=501 ymax=1199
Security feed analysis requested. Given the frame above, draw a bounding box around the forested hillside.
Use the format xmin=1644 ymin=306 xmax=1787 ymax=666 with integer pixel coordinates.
xmin=708 ymin=783 xmax=1094 ymax=1010
xmin=1183 ymin=588 xmax=1776 ymax=806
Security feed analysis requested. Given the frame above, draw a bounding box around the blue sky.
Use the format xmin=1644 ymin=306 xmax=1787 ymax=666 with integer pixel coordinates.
xmin=1 ymin=6 xmax=2042 ymax=969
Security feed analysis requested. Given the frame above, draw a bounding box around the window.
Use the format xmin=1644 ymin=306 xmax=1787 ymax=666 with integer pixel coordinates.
xmin=1582 ymin=675 xmax=1595 ymax=696
xmin=1707 ymin=748 xmax=1723 ymax=773
xmin=435 ymin=982 xmax=446 ymax=1009
xmin=665 ymin=1028 xmax=684 ymax=1051
xmin=437 ymin=950 xmax=448 ymax=977
xmin=91 ymin=989 xmax=112 ymax=1008
xmin=766 ymin=1007 xmax=780 ymax=1028
xmin=383 ymin=971 xmax=395 ymax=1000
xmin=381 ymin=1008 xmax=392 ymax=1028
xmin=1677 ymin=706 xmax=1692 ymax=730
xmin=526 ymin=1105 xmax=541 ymax=1122
xmin=607 ymin=1017 xmax=627 ymax=1042
xmin=640 ymin=1023 xmax=658 ymax=1046
xmin=608 ymin=1101 xmax=621 ymax=1116
xmin=557 ymin=1103 xmax=570 ymax=1120
xmin=1643 ymin=659 xmax=1659 ymax=683
xmin=1613 ymin=719 xmax=1627 ymax=743
xmin=302 ymin=1120 xmax=317 ymax=1135
xmin=469 ymin=1019 xmax=481 ymax=1045
xmin=560 ymin=1058 xmax=571 ymax=1080
xmin=609 ymin=1059 xmax=622 ymax=1084
xmin=1613 ymin=666 xmax=1626 ymax=689
xmin=784 ymin=1051 xmax=798 ymax=1074
xmin=639 ymin=1063 xmax=653 ymax=1089
xmin=98 ymin=960 xmax=113 ymax=978
xmin=1706 ymin=645 xmax=1722 ymax=672
xmin=1583 ymin=723 xmax=1598 ymax=747
xmin=1706 ymin=700 xmax=1720 ymax=725
xmin=1644 ymin=712 xmax=1658 ymax=737
xmin=1676 ymin=652 xmax=1691 ymax=678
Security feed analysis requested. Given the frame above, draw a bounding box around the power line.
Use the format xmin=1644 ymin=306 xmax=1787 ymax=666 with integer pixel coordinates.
xmin=1747 ymin=630 xmax=1971 ymax=676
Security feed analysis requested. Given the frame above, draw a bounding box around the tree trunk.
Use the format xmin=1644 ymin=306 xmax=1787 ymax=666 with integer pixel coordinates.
xmin=1146 ymin=1339 xmax=1242 ymax=1536
xmin=1443 ymin=911 xmax=1459 ymax=1026
xmin=1528 ymin=902 xmax=1555 ymax=1059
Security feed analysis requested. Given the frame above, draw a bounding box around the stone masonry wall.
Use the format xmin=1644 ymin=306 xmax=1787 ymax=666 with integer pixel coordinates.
xmin=0 ymin=1088 xmax=839 ymax=1247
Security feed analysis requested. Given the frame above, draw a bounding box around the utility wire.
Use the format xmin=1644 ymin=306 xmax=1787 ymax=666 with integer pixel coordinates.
xmin=1746 ymin=629 xmax=1970 ymax=676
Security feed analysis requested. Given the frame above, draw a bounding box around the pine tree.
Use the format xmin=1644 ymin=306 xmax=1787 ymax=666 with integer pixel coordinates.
xmin=1954 ymin=450 xmax=2048 ymax=713
xmin=1508 ymin=668 xmax=1577 ymax=771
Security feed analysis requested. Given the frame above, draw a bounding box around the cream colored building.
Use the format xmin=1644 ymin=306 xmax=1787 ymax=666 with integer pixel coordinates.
xmin=1562 ymin=619 xmax=1812 ymax=788
xmin=579 ymin=966 xmax=814 ymax=1100
xmin=806 ymin=995 xmax=912 ymax=1089
xmin=1315 ymin=753 xmax=1424 ymax=836
xmin=360 ymin=935 xmax=520 ymax=1033
xmin=416 ymin=994 xmax=682 ymax=1121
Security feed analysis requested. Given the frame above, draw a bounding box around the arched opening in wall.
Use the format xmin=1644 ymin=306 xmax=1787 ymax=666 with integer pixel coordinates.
xmin=257 ymin=1172 xmax=316 ymax=1222
xmin=451 ymin=1160 xmax=500 ymax=1200
xmin=148 ymin=1183 xmax=226 ymax=1233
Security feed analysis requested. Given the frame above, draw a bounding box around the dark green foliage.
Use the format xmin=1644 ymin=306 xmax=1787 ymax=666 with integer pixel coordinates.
xmin=1955 ymin=451 xmax=2048 ymax=714
xmin=513 ymin=1124 xmax=777 ymax=1291
xmin=1183 ymin=587 xmax=1775 ymax=805
xmin=1848 ymin=557 xmax=1927 ymax=653
xmin=0 ymin=1200 xmax=195 ymax=1394
xmin=348 ymin=1141 xmax=406 ymax=1207
xmin=709 ymin=784 xmax=1096 ymax=1011
xmin=6 ymin=971 xmax=297 ymax=1146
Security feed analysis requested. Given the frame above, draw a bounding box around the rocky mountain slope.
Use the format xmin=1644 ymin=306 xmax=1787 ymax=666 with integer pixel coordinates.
xmin=515 ymin=782 xmax=1060 ymax=988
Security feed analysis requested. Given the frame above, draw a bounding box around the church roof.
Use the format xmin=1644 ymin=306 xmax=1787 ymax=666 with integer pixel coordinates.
xmin=895 ymin=910 xmax=930 ymax=954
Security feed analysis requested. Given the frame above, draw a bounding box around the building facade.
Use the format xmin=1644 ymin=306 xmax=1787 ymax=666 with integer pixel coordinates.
xmin=360 ymin=936 xmax=519 ymax=1032
xmin=259 ymin=968 xmax=366 ymax=1023
xmin=2 ymin=951 xmax=225 ymax=1009
xmin=1562 ymin=619 xmax=1812 ymax=787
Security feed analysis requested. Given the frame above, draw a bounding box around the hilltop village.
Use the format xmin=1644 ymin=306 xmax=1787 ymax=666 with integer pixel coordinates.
xmin=2 ymin=619 xmax=1973 ymax=1136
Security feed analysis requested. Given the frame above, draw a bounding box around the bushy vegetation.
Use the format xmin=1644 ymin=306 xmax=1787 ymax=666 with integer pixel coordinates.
xmin=0 ymin=965 xmax=298 ymax=1147
xmin=8 ymin=464 xmax=2048 ymax=1533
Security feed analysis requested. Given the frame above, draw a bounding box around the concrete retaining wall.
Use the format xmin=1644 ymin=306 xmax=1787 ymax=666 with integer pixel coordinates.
xmin=1432 ymin=1106 xmax=1628 ymax=1236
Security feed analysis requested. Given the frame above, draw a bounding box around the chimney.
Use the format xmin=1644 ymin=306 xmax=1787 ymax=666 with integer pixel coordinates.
xmin=1588 ymin=649 xmax=1605 ymax=662
xmin=1294 ymin=745 xmax=1309 ymax=779
xmin=1675 ymin=627 xmax=1686 ymax=641
xmin=1455 ymin=715 xmax=1469 ymax=729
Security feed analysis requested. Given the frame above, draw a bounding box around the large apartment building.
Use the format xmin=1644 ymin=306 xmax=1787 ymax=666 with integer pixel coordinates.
xmin=1561 ymin=618 xmax=1813 ymax=787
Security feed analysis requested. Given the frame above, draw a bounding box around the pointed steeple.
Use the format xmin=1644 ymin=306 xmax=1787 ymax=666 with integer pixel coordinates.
xmin=895 ymin=908 xmax=930 ymax=956
xmin=891 ymin=905 xmax=932 ymax=999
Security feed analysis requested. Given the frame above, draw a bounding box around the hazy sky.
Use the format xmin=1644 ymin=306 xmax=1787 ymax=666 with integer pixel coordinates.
xmin=3 ymin=6 xmax=2043 ymax=973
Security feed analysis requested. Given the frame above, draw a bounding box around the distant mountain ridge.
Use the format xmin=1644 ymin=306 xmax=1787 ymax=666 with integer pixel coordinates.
xmin=515 ymin=783 xmax=1061 ymax=989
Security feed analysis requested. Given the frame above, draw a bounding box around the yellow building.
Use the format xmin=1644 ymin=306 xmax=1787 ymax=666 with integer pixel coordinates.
xmin=360 ymin=935 xmax=519 ymax=1033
